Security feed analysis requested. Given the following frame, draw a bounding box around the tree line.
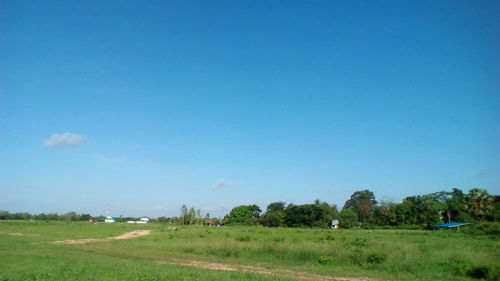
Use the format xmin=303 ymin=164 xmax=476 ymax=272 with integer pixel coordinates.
xmin=0 ymin=211 xmax=93 ymax=221
xmin=1 ymin=187 xmax=497 ymax=229
xmin=0 ymin=211 xmax=146 ymax=223
xmin=224 ymin=188 xmax=499 ymax=228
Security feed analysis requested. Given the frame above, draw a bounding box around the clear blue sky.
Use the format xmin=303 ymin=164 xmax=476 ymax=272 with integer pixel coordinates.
xmin=1 ymin=0 xmax=498 ymax=218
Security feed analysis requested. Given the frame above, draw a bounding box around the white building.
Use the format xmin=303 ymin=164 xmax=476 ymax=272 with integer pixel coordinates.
xmin=104 ymin=216 xmax=116 ymax=223
xmin=331 ymin=219 xmax=339 ymax=229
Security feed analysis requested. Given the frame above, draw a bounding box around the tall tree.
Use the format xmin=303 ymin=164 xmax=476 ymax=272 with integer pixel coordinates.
xmin=188 ymin=207 xmax=196 ymax=225
xmin=228 ymin=205 xmax=254 ymax=225
xmin=261 ymin=201 xmax=286 ymax=227
xmin=401 ymin=195 xmax=442 ymax=227
xmin=465 ymin=188 xmax=494 ymax=221
xmin=284 ymin=204 xmax=329 ymax=227
xmin=246 ymin=204 xmax=262 ymax=218
xmin=339 ymin=209 xmax=358 ymax=228
xmin=260 ymin=211 xmax=285 ymax=227
xmin=180 ymin=204 xmax=188 ymax=225
xmin=343 ymin=190 xmax=377 ymax=223
xmin=266 ymin=201 xmax=286 ymax=212
xmin=442 ymin=188 xmax=471 ymax=222
xmin=372 ymin=198 xmax=397 ymax=225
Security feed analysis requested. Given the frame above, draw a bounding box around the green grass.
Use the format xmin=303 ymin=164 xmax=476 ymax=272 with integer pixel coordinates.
xmin=1 ymin=221 xmax=499 ymax=281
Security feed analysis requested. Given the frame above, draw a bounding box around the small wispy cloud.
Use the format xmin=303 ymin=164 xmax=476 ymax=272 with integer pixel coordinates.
xmin=211 ymin=179 xmax=240 ymax=190
xmin=475 ymin=169 xmax=490 ymax=179
xmin=201 ymin=205 xmax=230 ymax=214
xmin=44 ymin=132 xmax=86 ymax=148
xmin=308 ymin=180 xmax=320 ymax=186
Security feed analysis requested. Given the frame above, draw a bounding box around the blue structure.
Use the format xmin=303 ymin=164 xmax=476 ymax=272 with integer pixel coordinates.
xmin=433 ymin=222 xmax=470 ymax=229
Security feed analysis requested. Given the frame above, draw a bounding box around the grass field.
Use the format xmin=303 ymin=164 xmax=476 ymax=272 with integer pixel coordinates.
xmin=1 ymin=221 xmax=499 ymax=281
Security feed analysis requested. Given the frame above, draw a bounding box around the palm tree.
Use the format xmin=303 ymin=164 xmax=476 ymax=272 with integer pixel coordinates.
xmin=465 ymin=188 xmax=494 ymax=221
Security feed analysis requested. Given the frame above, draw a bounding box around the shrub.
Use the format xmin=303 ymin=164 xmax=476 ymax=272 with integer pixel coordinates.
xmin=319 ymin=234 xmax=335 ymax=241
xmin=318 ymin=256 xmax=335 ymax=264
xmin=367 ymin=252 xmax=387 ymax=264
xmin=467 ymin=265 xmax=490 ymax=279
xmin=137 ymin=274 xmax=160 ymax=281
xmin=272 ymin=237 xmax=285 ymax=242
xmin=464 ymin=222 xmax=500 ymax=237
xmin=235 ymin=235 xmax=252 ymax=242
xmin=339 ymin=209 xmax=358 ymax=228
xmin=450 ymin=261 xmax=498 ymax=280
xmin=350 ymin=248 xmax=364 ymax=265
xmin=350 ymin=238 xmax=368 ymax=247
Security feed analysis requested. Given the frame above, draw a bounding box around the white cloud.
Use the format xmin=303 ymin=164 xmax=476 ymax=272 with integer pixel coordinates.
xmin=44 ymin=132 xmax=86 ymax=148
xmin=211 ymin=179 xmax=240 ymax=190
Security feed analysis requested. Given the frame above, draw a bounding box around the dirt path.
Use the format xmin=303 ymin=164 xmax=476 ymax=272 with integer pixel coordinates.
xmin=52 ymin=230 xmax=152 ymax=244
xmin=52 ymin=230 xmax=379 ymax=280
xmin=157 ymin=258 xmax=380 ymax=281
xmin=0 ymin=232 xmax=40 ymax=237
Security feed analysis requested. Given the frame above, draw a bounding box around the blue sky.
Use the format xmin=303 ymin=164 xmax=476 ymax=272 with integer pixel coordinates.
xmin=1 ymin=0 xmax=498 ymax=218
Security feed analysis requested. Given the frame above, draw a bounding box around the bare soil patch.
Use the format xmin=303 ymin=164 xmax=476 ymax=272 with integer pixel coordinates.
xmin=0 ymin=232 xmax=40 ymax=237
xmin=157 ymin=258 xmax=380 ymax=281
xmin=52 ymin=230 xmax=152 ymax=244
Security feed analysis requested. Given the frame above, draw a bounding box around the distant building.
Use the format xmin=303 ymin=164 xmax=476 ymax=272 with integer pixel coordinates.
xmin=433 ymin=222 xmax=470 ymax=230
xmin=88 ymin=216 xmax=96 ymax=222
xmin=331 ymin=219 xmax=339 ymax=229
xmin=127 ymin=217 xmax=149 ymax=224
xmin=205 ymin=218 xmax=215 ymax=226
xmin=104 ymin=216 xmax=117 ymax=223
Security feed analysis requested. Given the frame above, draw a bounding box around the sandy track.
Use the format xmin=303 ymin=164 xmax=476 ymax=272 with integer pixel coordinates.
xmin=52 ymin=230 xmax=379 ymax=280
xmin=157 ymin=258 xmax=380 ymax=281
xmin=52 ymin=230 xmax=152 ymax=244
xmin=0 ymin=232 xmax=40 ymax=237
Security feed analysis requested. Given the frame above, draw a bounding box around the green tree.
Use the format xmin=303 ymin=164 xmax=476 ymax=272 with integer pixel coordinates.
xmin=243 ymin=204 xmax=262 ymax=224
xmin=284 ymin=204 xmax=329 ymax=227
xmin=0 ymin=210 xmax=8 ymax=220
xmin=401 ymin=195 xmax=442 ymax=227
xmin=440 ymin=188 xmax=474 ymax=222
xmin=179 ymin=205 xmax=201 ymax=225
xmin=372 ymin=198 xmax=397 ymax=225
xmin=343 ymin=190 xmax=377 ymax=223
xmin=180 ymin=204 xmax=188 ymax=225
xmin=228 ymin=205 xmax=254 ymax=225
xmin=465 ymin=188 xmax=494 ymax=221
xmin=394 ymin=200 xmax=412 ymax=224
xmin=339 ymin=208 xmax=358 ymax=228
xmin=316 ymin=200 xmax=339 ymax=222
xmin=266 ymin=201 xmax=286 ymax=212
xmin=261 ymin=201 xmax=286 ymax=227
xmin=260 ymin=211 xmax=285 ymax=227
xmin=157 ymin=216 xmax=169 ymax=222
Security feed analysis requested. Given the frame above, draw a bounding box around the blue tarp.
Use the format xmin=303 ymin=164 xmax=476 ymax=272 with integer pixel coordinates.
xmin=433 ymin=222 xmax=470 ymax=228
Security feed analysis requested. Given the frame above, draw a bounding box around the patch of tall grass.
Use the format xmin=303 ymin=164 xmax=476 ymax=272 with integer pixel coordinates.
xmin=1 ymin=221 xmax=499 ymax=281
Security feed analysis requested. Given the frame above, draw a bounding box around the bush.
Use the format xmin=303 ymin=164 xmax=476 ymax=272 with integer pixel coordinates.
xmin=467 ymin=265 xmax=491 ymax=279
xmin=464 ymin=222 xmax=500 ymax=237
xmin=450 ymin=261 xmax=499 ymax=280
xmin=349 ymin=238 xmax=368 ymax=247
xmin=272 ymin=237 xmax=285 ymax=242
xmin=367 ymin=252 xmax=387 ymax=264
xmin=234 ymin=235 xmax=252 ymax=242
xmin=318 ymin=256 xmax=335 ymax=264
xmin=339 ymin=209 xmax=358 ymax=228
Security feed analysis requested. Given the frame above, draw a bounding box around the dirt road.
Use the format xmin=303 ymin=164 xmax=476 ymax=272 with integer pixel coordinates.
xmin=157 ymin=258 xmax=380 ymax=281
xmin=52 ymin=230 xmax=152 ymax=244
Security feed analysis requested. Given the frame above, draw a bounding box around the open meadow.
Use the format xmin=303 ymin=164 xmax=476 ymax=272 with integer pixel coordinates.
xmin=1 ymin=221 xmax=499 ymax=281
